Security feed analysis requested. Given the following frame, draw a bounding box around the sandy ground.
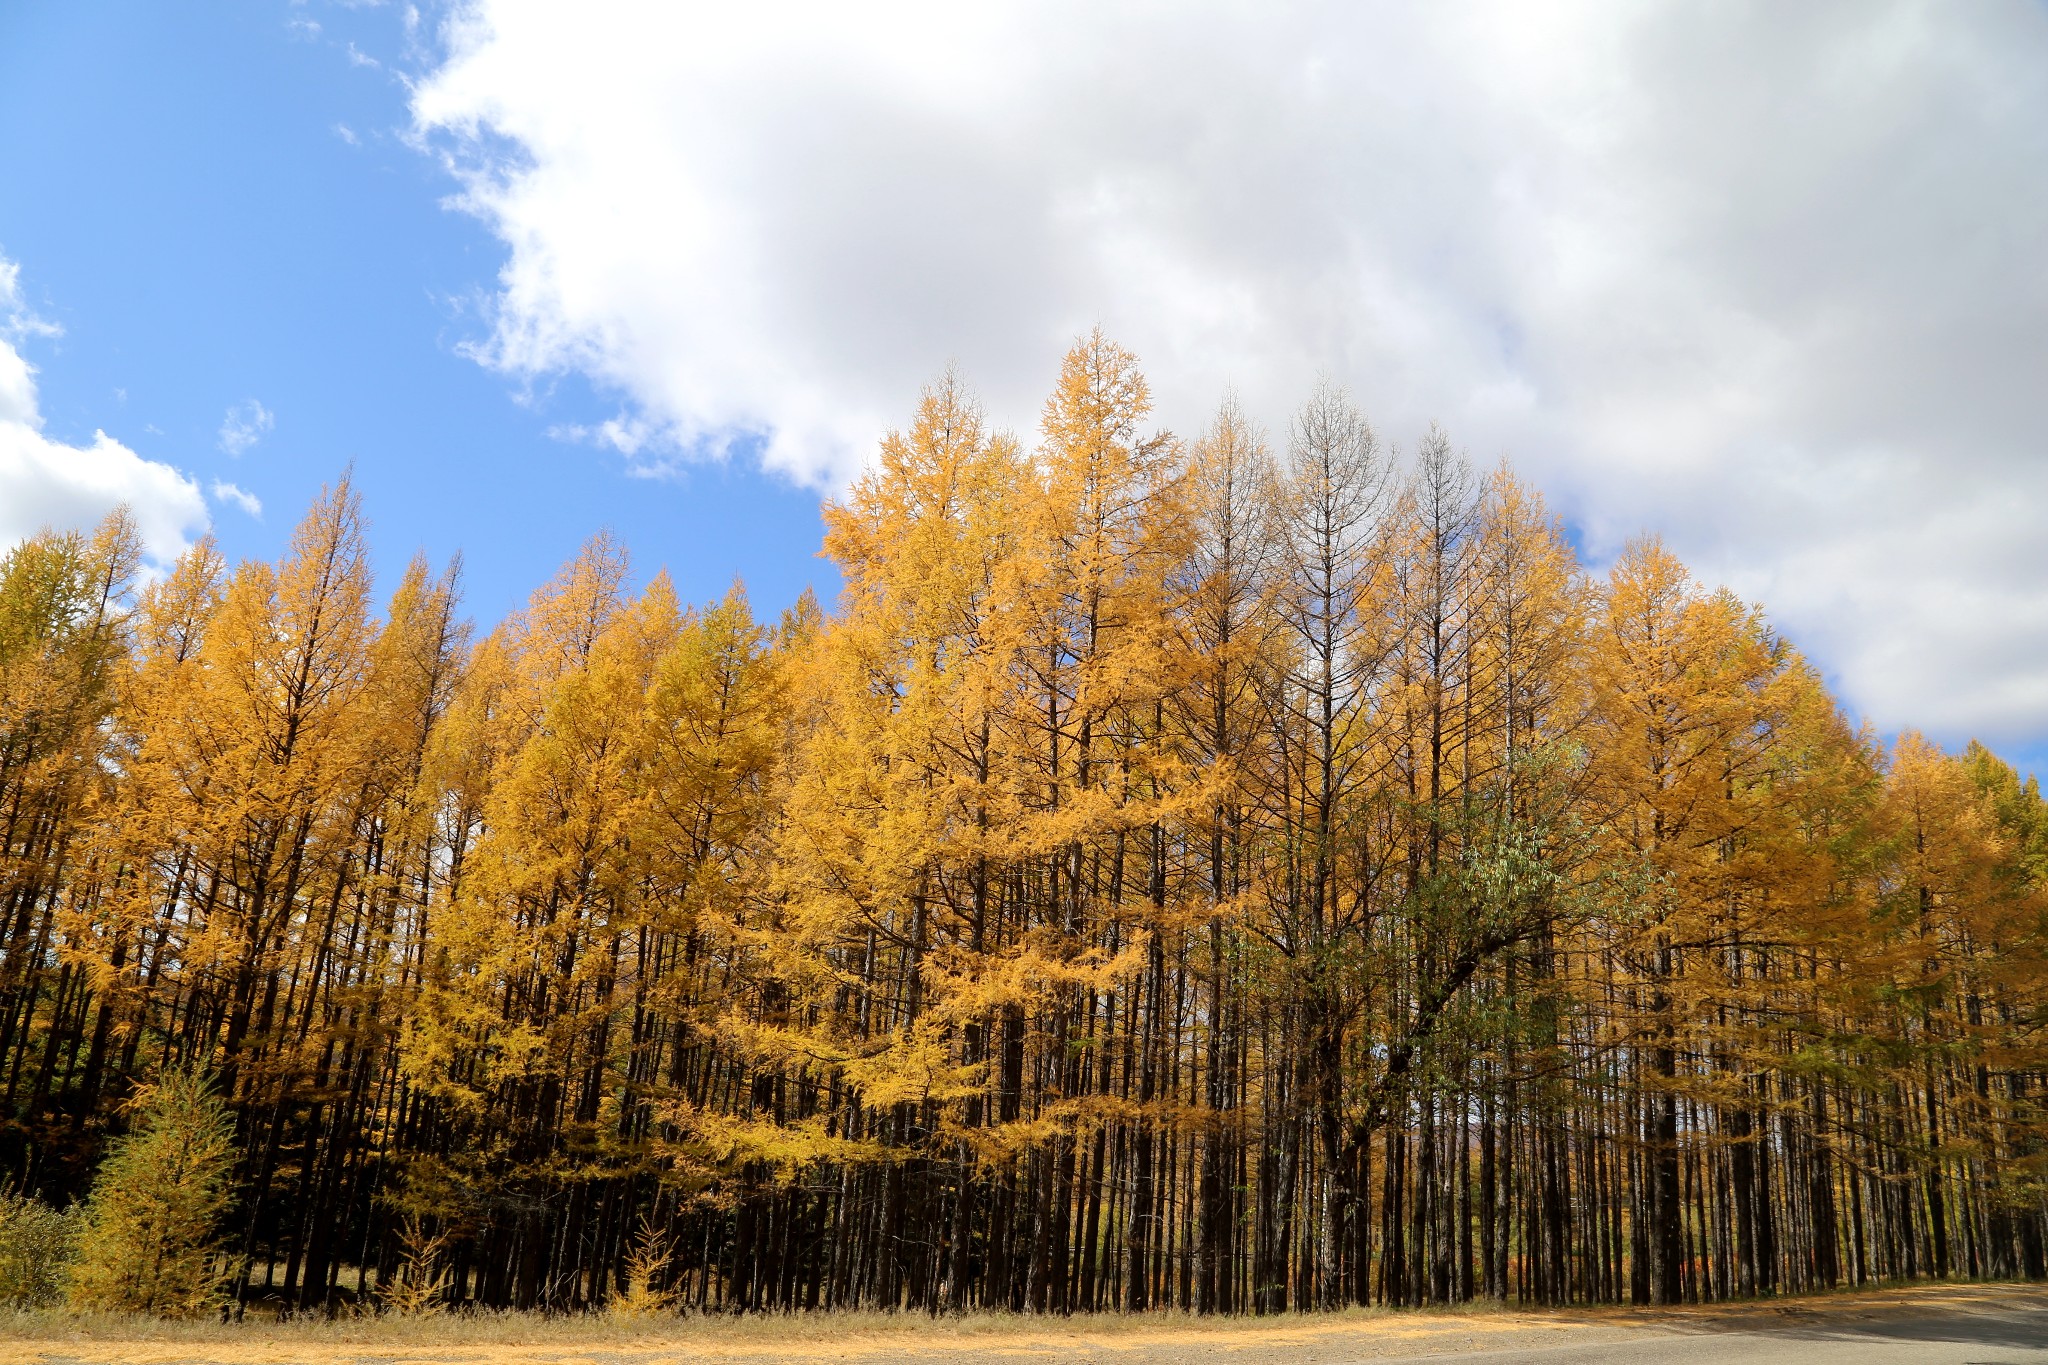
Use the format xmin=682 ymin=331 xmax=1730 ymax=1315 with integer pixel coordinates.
xmin=6 ymin=1283 xmax=2048 ymax=1365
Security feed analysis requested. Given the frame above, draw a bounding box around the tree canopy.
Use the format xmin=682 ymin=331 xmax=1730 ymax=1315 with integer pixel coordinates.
xmin=2 ymin=337 xmax=2045 ymax=1314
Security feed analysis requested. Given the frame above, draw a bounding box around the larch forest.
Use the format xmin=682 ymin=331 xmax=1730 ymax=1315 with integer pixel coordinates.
xmin=2 ymin=331 xmax=2045 ymax=1318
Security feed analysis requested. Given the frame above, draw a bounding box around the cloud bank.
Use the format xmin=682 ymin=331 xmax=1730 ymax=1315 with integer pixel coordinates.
xmin=410 ymin=2 xmax=2048 ymax=749
xmin=0 ymin=257 xmax=208 ymax=567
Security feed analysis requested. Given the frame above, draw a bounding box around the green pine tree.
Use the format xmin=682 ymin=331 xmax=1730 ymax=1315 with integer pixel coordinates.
xmin=67 ymin=1067 xmax=241 ymax=1317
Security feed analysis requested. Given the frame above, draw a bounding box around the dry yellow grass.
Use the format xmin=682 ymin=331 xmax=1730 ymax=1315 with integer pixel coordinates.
xmin=1 ymin=1282 xmax=2042 ymax=1365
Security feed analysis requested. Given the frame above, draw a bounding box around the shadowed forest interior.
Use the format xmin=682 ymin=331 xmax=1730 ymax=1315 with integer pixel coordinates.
xmin=3 ymin=332 xmax=2046 ymax=1315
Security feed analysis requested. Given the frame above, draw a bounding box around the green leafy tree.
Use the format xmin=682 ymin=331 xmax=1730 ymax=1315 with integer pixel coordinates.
xmin=67 ymin=1068 xmax=241 ymax=1317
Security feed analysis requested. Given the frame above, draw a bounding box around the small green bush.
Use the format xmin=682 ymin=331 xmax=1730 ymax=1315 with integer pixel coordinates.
xmin=67 ymin=1067 xmax=242 ymax=1317
xmin=0 ymin=1192 xmax=80 ymax=1307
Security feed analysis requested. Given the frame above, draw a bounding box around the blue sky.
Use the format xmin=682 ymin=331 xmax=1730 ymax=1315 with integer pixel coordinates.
xmin=0 ymin=2 xmax=833 ymax=628
xmin=3 ymin=3 xmax=2044 ymax=782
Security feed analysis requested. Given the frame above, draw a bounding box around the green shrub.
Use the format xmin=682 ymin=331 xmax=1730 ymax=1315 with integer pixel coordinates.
xmin=67 ymin=1067 xmax=242 ymax=1317
xmin=0 ymin=1192 xmax=80 ymax=1307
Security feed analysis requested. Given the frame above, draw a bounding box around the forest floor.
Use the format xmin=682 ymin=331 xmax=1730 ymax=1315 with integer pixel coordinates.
xmin=6 ymin=1282 xmax=2048 ymax=1365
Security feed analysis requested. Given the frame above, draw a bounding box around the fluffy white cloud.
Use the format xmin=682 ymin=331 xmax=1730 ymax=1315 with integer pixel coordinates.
xmin=210 ymin=479 xmax=263 ymax=519
xmin=410 ymin=1 xmax=2048 ymax=749
xmin=1 ymin=259 xmax=209 ymax=565
xmin=218 ymin=398 xmax=274 ymax=456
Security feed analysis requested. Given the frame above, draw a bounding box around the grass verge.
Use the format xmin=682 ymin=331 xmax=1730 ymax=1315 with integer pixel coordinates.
xmin=0 ymin=1281 xmax=2041 ymax=1365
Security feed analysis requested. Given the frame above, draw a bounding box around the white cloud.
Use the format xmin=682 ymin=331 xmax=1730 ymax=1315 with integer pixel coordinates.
xmin=209 ymin=480 xmax=263 ymax=519
xmin=0 ymin=259 xmax=60 ymax=341
xmin=335 ymin=122 xmax=361 ymax=146
xmin=0 ymin=336 xmax=38 ymax=431
xmin=0 ymin=260 xmax=58 ymax=427
xmin=410 ymin=2 xmax=2048 ymax=751
xmin=0 ymin=424 xmax=211 ymax=567
xmin=1 ymin=255 xmax=210 ymax=564
xmin=218 ymin=398 xmax=274 ymax=456
xmin=2 ymin=258 xmax=208 ymax=564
